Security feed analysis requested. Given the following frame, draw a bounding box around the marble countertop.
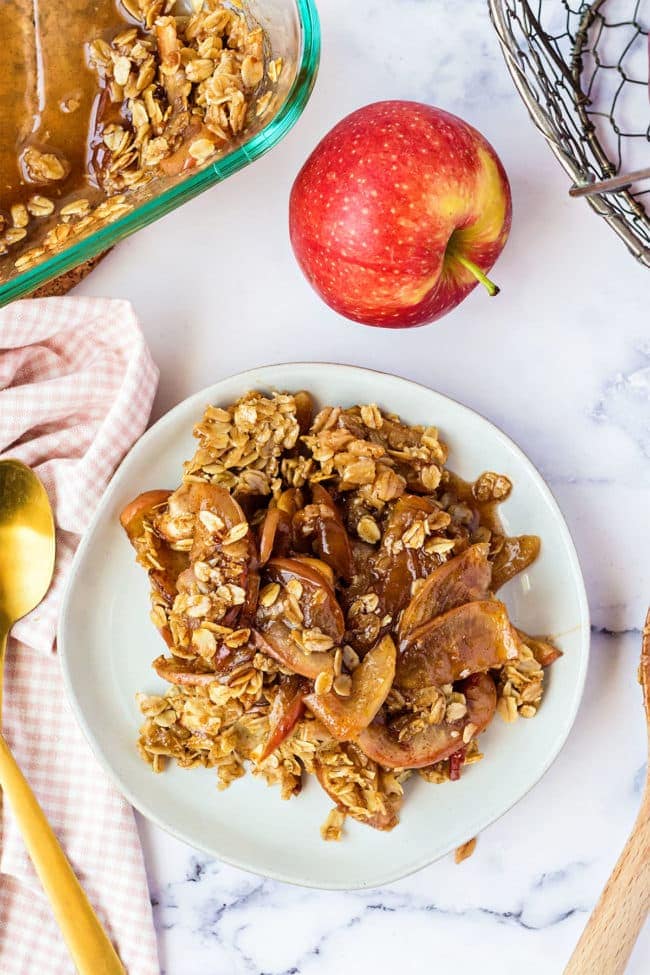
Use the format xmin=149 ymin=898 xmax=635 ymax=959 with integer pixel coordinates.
xmin=75 ymin=1 xmax=649 ymax=971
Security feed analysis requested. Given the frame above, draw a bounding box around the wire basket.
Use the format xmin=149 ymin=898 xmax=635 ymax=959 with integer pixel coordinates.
xmin=488 ymin=0 xmax=650 ymax=266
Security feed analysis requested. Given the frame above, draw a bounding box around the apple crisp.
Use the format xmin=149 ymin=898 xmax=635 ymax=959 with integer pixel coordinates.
xmin=122 ymin=390 xmax=561 ymax=838
xmin=0 ymin=0 xmax=279 ymax=278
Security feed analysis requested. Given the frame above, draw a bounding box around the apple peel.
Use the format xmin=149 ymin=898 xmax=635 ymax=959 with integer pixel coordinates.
xmin=259 ymin=676 xmax=307 ymax=761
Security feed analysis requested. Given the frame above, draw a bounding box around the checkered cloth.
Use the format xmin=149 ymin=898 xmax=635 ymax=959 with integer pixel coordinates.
xmin=0 ymin=298 xmax=160 ymax=975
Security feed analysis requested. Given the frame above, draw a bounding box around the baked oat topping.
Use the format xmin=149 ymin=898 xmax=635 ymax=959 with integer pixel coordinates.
xmin=454 ymin=836 xmax=477 ymax=864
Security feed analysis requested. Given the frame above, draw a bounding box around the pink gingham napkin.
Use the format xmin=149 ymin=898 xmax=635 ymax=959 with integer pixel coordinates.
xmin=0 ymin=297 xmax=160 ymax=975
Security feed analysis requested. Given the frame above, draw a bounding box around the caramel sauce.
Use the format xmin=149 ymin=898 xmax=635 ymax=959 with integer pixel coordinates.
xmin=443 ymin=472 xmax=505 ymax=535
xmin=0 ymin=0 xmax=131 ymax=212
xmin=443 ymin=472 xmax=540 ymax=590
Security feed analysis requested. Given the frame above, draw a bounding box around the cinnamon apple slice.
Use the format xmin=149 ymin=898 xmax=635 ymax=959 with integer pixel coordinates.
xmin=291 ymin=556 xmax=335 ymax=587
xmin=120 ymin=489 xmax=186 ymax=644
xmin=254 ymin=556 xmax=343 ymax=677
xmin=357 ymin=673 xmax=496 ymax=769
xmin=292 ymin=483 xmax=353 ymax=582
xmin=258 ymin=507 xmax=291 ymax=564
xmin=516 ymin=629 xmax=563 ymax=667
xmin=313 ymin=745 xmax=402 ymax=831
xmin=375 ymin=495 xmax=440 ymax=618
xmin=265 ymin=557 xmax=345 ymax=641
xmin=294 ymin=390 xmax=314 ymax=434
xmin=304 ymin=635 xmax=396 ymax=740
xmin=165 ymin=481 xmax=259 ymax=625
xmin=259 ymin=675 xmax=307 ymax=761
xmin=152 ymin=655 xmax=219 ymax=686
xmin=397 ymin=600 xmax=519 ymax=690
xmin=120 ymin=490 xmax=172 ymax=540
xmin=259 ymin=487 xmax=306 ymax=565
xmin=398 ymin=543 xmax=492 ymax=639
xmin=152 ymin=632 xmax=255 ymax=685
xmin=159 ymin=481 xmax=249 ymax=536
xmin=253 ymin=625 xmax=334 ymax=681
xmin=491 ymin=535 xmax=540 ymax=591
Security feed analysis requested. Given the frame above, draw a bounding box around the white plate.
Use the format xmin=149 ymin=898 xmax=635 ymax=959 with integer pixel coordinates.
xmin=59 ymin=364 xmax=589 ymax=890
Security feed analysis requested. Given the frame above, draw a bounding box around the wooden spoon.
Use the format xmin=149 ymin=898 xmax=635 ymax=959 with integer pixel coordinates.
xmin=564 ymin=608 xmax=650 ymax=974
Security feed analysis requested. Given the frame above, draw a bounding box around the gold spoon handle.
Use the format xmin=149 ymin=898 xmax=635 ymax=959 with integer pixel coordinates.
xmin=0 ymin=732 xmax=125 ymax=974
xmin=0 ymin=621 xmax=8 ymax=714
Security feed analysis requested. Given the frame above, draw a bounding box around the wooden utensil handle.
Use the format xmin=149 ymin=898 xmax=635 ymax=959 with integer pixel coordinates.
xmin=564 ymin=804 xmax=649 ymax=975
xmin=0 ymin=733 xmax=125 ymax=975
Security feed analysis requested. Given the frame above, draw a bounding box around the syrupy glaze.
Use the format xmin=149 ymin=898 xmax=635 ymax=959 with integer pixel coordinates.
xmin=443 ymin=471 xmax=505 ymax=535
xmin=0 ymin=0 xmax=131 ymax=212
xmin=0 ymin=1 xmax=37 ymax=208
xmin=443 ymin=472 xmax=540 ymax=590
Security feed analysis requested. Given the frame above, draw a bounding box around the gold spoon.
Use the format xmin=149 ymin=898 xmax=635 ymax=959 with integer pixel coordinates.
xmin=0 ymin=459 xmax=125 ymax=975
xmin=564 ymin=608 xmax=650 ymax=974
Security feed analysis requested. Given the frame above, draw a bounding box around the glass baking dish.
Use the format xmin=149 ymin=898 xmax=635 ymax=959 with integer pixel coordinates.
xmin=0 ymin=0 xmax=320 ymax=306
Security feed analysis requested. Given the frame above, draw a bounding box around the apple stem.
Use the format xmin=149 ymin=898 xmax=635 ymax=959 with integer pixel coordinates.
xmin=453 ymin=253 xmax=500 ymax=297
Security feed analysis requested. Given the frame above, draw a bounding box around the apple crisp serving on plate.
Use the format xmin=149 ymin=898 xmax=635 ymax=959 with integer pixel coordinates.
xmin=121 ymin=390 xmax=561 ymax=839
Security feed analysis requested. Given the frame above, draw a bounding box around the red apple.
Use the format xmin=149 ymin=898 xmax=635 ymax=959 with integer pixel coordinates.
xmin=289 ymin=100 xmax=512 ymax=328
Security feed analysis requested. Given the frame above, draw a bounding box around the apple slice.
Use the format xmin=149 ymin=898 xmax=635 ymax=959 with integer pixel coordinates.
xmin=516 ymin=629 xmax=563 ymax=668
xmin=357 ymin=673 xmax=496 ymax=769
xmin=156 ymin=480 xmax=254 ymax=571
xmin=310 ymin=483 xmax=353 ymax=575
xmin=292 ymin=483 xmax=353 ymax=582
xmin=166 ymin=481 xmax=259 ymax=628
xmin=253 ymin=624 xmax=334 ymax=681
xmin=291 ymin=556 xmax=335 ymax=587
xmin=375 ymin=495 xmax=440 ymax=617
xmin=120 ymin=490 xmax=172 ymax=540
xmin=265 ymin=557 xmax=345 ymax=641
xmin=160 ymin=481 xmax=251 ymax=544
xmin=304 ymin=635 xmax=396 ymax=740
xmin=491 ymin=535 xmax=540 ymax=591
xmin=255 ymin=557 xmax=342 ymax=678
xmin=276 ymin=487 xmax=304 ymax=518
xmin=258 ymin=676 xmax=307 ymax=761
xmin=259 ymin=507 xmax=281 ymax=566
xmin=153 ymin=634 xmax=256 ymax=685
xmin=313 ymin=747 xmax=402 ymax=831
xmin=258 ymin=507 xmax=291 ymax=564
xmin=120 ymin=489 xmax=187 ymax=643
xmin=166 ymin=480 xmax=243 ymax=522
xmin=188 ymin=485 xmax=252 ymax=563
xmin=398 ymin=543 xmax=492 ymax=639
xmin=153 ymin=654 xmax=219 ymax=686
xmin=294 ymin=390 xmax=314 ymax=434
xmin=397 ymin=600 xmax=519 ymax=690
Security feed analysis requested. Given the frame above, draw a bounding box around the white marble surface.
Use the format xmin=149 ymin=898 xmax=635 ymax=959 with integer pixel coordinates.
xmin=74 ymin=1 xmax=649 ymax=971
